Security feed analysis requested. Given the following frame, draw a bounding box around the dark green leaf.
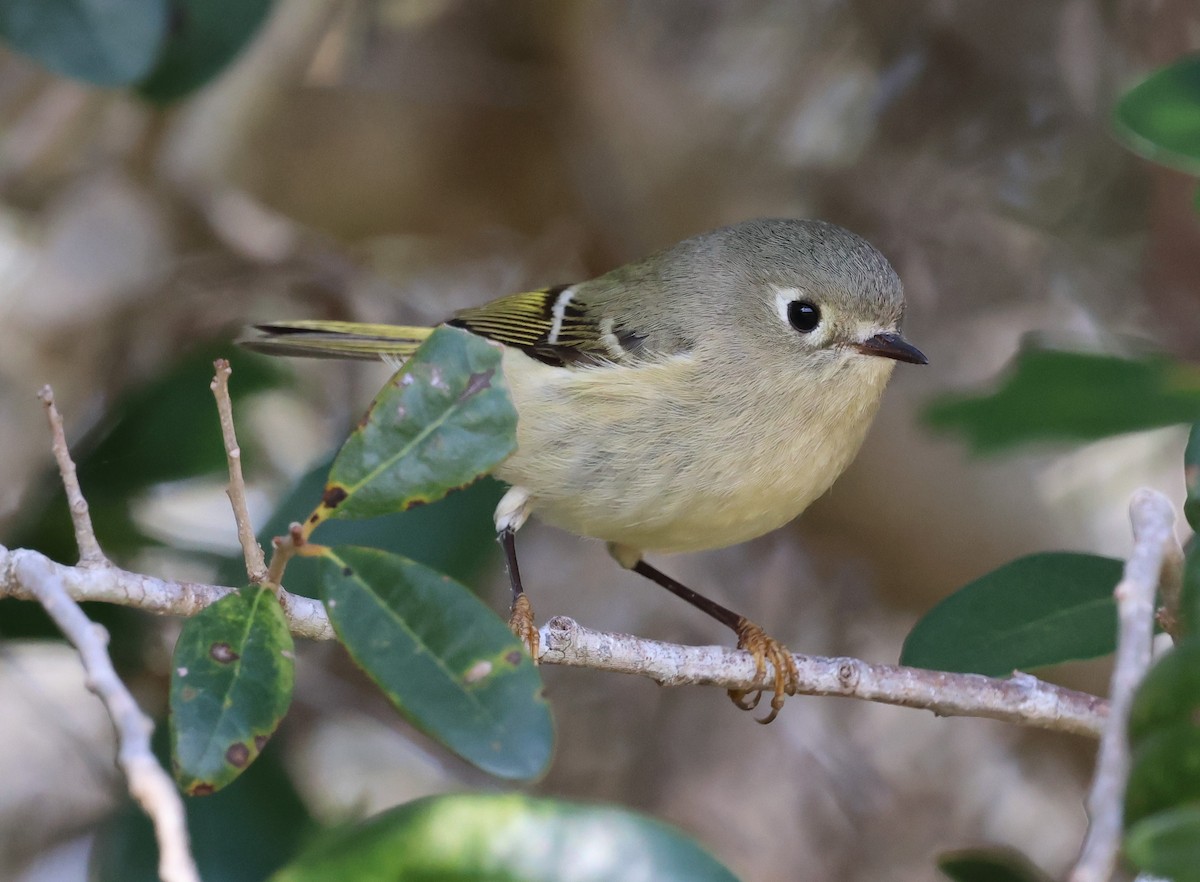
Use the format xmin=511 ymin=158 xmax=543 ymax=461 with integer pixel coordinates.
xmin=1114 ymin=54 xmax=1200 ymax=174
xmin=137 ymin=0 xmax=274 ymax=103
xmin=1184 ymin=543 xmax=1200 ymax=640
xmin=92 ymin=723 xmax=312 ymax=882
xmin=218 ymin=458 xmax=502 ymax=598
xmin=270 ymin=793 xmax=739 ymax=882
xmin=170 ymin=585 xmax=294 ymax=794
xmin=938 ymin=848 xmax=1054 ymax=882
xmin=1130 ymin=639 xmax=1200 ymax=744
xmin=1186 ymin=422 xmax=1200 ymax=531
xmin=319 ymin=546 xmax=552 ymax=780
xmin=1125 ymin=805 xmax=1200 ymax=882
xmin=900 ymin=553 xmax=1122 ymax=676
xmin=925 ymin=349 xmax=1200 ymax=454
xmin=315 ymin=326 xmax=517 ymax=525
xmin=1126 ymin=724 xmax=1200 ymax=825
xmin=0 ymin=0 xmax=168 ymax=85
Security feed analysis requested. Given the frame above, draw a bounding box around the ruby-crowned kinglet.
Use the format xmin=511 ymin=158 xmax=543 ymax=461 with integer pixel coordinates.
xmin=243 ymin=218 xmax=926 ymax=722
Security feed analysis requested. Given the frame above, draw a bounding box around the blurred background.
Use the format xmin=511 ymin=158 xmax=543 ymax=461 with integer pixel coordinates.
xmin=1 ymin=1 xmax=1199 ymax=880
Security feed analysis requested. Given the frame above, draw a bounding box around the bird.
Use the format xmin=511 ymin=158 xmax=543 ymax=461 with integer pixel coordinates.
xmin=241 ymin=218 xmax=927 ymax=722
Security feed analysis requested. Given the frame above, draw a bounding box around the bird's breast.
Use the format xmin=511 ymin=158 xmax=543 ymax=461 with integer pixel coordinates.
xmin=493 ymin=346 xmax=893 ymax=554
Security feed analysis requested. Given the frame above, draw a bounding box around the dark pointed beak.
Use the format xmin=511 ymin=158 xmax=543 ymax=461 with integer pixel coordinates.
xmin=854 ymin=332 xmax=928 ymax=365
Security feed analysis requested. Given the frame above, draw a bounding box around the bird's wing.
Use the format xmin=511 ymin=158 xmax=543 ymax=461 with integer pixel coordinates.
xmin=449 ymin=285 xmax=648 ymax=367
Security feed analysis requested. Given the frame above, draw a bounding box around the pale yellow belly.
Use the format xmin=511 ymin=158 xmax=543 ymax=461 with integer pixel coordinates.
xmin=492 ymin=346 xmax=892 ymax=554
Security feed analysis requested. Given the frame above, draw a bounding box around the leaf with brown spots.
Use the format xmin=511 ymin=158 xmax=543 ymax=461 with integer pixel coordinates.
xmin=318 ymin=546 xmax=552 ymax=780
xmin=316 ymin=326 xmax=517 ymax=523
xmin=170 ymin=585 xmax=295 ymax=794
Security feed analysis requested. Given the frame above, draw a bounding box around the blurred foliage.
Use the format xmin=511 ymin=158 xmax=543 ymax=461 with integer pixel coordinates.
xmin=1114 ymin=54 xmax=1200 ymax=177
xmin=0 ymin=0 xmax=272 ymax=102
xmin=1124 ymin=805 xmax=1200 ymax=882
xmin=270 ymin=793 xmax=739 ymax=882
xmin=937 ymin=848 xmax=1055 ymax=882
xmin=91 ymin=723 xmax=313 ymax=882
xmin=925 ymin=350 xmax=1200 ymax=455
xmin=900 ymin=552 xmax=1122 ymax=676
xmin=170 ymin=585 xmax=295 ymax=795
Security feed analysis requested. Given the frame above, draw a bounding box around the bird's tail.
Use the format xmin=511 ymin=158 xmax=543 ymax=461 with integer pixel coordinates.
xmin=239 ymin=320 xmax=434 ymax=361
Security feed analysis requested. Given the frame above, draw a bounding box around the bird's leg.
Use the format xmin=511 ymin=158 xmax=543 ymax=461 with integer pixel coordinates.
xmin=610 ymin=544 xmax=799 ymax=724
xmin=495 ymin=487 xmax=539 ymax=660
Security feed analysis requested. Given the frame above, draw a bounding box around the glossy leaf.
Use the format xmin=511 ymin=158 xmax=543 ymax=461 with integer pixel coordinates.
xmin=0 ymin=0 xmax=168 ymax=85
xmin=311 ymin=326 xmax=517 ymax=529
xmin=170 ymin=585 xmax=295 ymax=794
xmin=1125 ymin=724 xmax=1200 ymax=825
xmin=1125 ymin=805 xmax=1200 ymax=882
xmin=137 ymin=0 xmax=274 ymax=103
xmin=319 ymin=546 xmax=552 ymax=780
xmin=1129 ymin=639 xmax=1200 ymax=744
xmin=1114 ymin=54 xmax=1200 ymax=174
xmin=271 ymin=793 xmax=739 ymax=882
xmin=901 ymin=553 xmax=1121 ymax=676
xmin=938 ymin=848 xmax=1054 ymax=882
xmin=925 ymin=349 xmax=1200 ymax=454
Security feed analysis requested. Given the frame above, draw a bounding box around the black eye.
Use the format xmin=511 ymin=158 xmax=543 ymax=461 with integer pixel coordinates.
xmin=787 ymin=300 xmax=820 ymax=333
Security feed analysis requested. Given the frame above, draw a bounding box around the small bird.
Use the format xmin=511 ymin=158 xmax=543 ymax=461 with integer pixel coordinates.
xmin=242 ymin=218 xmax=926 ymax=722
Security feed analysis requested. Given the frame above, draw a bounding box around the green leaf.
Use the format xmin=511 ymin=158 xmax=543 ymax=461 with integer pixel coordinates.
xmin=1130 ymin=639 xmax=1200 ymax=744
xmin=900 ymin=553 xmax=1122 ymax=676
xmin=1115 ymin=54 xmax=1200 ymax=174
xmin=270 ymin=793 xmax=739 ymax=882
xmin=1125 ymin=724 xmax=1200 ymax=825
xmin=1184 ymin=543 xmax=1200 ymax=640
xmin=1186 ymin=422 xmax=1200 ymax=531
xmin=0 ymin=0 xmax=169 ymax=86
xmin=1126 ymin=805 xmax=1200 ymax=882
xmin=314 ymin=325 xmax=517 ymax=526
xmin=170 ymin=585 xmax=295 ymax=794
xmin=938 ymin=848 xmax=1054 ymax=882
xmin=319 ymin=546 xmax=552 ymax=780
xmin=137 ymin=0 xmax=274 ymax=104
xmin=925 ymin=349 xmax=1200 ymax=454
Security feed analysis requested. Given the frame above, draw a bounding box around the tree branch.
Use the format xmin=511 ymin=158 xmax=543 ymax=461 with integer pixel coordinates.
xmin=0 ymin=543 xmax=1107 ymax=739
xmin=27 ymin=386 xmax=198 ymax=882
xmin=1069 ymin=488 xmax=1177 ymax=882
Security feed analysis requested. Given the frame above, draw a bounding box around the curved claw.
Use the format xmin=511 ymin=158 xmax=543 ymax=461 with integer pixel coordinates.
xmin=728 ymin=619 xmax=798 ymax=724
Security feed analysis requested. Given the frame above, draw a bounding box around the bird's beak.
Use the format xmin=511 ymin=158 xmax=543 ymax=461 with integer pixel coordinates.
xmin=854 ymin=332 xmax=928 ymax=365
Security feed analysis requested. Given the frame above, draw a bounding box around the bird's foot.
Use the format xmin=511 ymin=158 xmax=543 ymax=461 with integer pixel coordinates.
xmin=727 ymin=619 xmax=798 ymax=724
xmin=508 ymin=593 xmax=540 ymax=662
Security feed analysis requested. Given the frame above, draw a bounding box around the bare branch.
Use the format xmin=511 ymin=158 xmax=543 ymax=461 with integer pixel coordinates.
xmin=539 ymin=617 xmax=1107 ymax=738
xmin=15 ymin=551 xmax=199 ymax=882
xmin=0 ymin=544 xmax=1105 ymax=738
xmin=211 ymin=359 xmax=269 ymax=585
xmin=38 ymin=386 xmax=106 ymax=566
xmin=1069 ymin=488 xmax=1177 ymax=882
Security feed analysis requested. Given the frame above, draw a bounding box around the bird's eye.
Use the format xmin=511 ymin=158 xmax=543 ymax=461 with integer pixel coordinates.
xmin=787 ymin=300 xmax=821 ymax=333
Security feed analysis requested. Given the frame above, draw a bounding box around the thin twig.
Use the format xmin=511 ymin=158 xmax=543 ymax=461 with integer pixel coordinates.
xmin=16 ymin=554 xmax=200 ymax=882
xmin=38 ymin=386 xmax=106 ymax=566
xmin=29 ymin=385 xmax=198 ymax=882
xmin=1069 ymin=488 xmax=1176 ymax=882
xmin=0 ymin=544 xmax=1106 ymax=738
xmin=211 ymin=359 xmax=269 ymax=585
